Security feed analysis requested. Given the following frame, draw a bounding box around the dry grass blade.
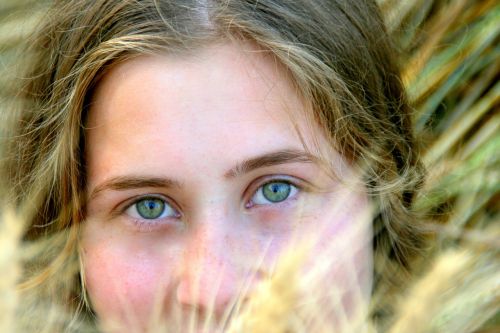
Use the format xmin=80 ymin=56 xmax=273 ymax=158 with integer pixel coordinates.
xmin=400 ymin=1 xmax=499 ymax=112
xmin=388 ymin=249 xmax=500 ymax=333
xmin=401 ymin=0 xmax=469 ymax=85
xmin=412 ymin=13 xmax=499 ymax=129
xmin=461 ymin=112 xmax=500 ymax=159
xmin=226 ymin=247 xmax=305 ymax=333
xmin=381 ymin=0 xmax=424 ymax=33
xmin=0 ymin=209 xmax=24 ymax=333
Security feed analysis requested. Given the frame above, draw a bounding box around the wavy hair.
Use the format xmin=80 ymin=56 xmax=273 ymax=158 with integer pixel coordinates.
xmin=1 ymin=0 xmax=426 ymax=329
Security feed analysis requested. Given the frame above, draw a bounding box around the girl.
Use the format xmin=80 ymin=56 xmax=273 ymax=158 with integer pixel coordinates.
xmin=1 ymin=0 xmax=426 ymax=331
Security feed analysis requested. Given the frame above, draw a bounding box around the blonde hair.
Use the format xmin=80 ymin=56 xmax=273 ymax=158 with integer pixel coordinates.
xmin=1 ymin=0 xmax=425 ymax=328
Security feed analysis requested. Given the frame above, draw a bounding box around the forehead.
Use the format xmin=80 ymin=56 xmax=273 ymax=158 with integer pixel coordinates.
xmin=88 ymin=41 xmax=303 ymax=122
xmin=85 ymin=41 xmax=333 ymax=182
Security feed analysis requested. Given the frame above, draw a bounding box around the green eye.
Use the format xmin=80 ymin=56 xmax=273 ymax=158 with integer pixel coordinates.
xmin=136 ymin=198 xmax=166 ymax=219
xmin=124 ymin=196 xmax=180 ymax=229
xmin=251 ymin=181 xmax=297 ymax=205
xmin=263 ymin=182 xmax=291 ymax=202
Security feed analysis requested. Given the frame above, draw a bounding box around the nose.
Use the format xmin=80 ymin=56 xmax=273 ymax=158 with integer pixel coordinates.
xmin=176 ymin=223 xmax=245 ymax=315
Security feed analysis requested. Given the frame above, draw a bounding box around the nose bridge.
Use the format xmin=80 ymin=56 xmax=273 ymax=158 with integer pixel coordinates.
xmin=176 ymin=205 xmax=241 ymax=312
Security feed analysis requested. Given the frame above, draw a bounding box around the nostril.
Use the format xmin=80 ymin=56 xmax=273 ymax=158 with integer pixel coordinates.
xmin=175 ymin=269 xmax=235 ymax=313
xmin=175 ymin=279 xmax=193 ymax=306
xmin=175 ymin=225 xmax=268 ymax=318
xmin=174 ymin=264 xmax=268 ymax=331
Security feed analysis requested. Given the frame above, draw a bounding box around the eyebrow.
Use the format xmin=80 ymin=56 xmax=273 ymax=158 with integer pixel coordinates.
xmin=88 ymin=176 xmax=181 ymax=201
xmin=88 ymin=149 xmax=319 ymax=200
xmin=224 ymin=149 xmax=319 ymax=178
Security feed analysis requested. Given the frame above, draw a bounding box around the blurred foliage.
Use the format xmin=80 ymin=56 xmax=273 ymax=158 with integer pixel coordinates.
xmin=378 ymin=0 xmax=499 ymax=250
xmin=379 ymin=0 xmax=499 ymax=329
xmin=0 ymin=0 xmax=46 ymax=98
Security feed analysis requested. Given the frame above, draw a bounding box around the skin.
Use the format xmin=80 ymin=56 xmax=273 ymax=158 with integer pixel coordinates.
xmin=82 ymin=41 xmax=373 ymax=332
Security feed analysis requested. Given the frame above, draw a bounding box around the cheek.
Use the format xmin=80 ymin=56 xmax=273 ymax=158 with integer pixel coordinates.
xmin=296 ymin=189 xmax=373 ymax=314
xmin=82 ymin=242 xmax=175 ymax=325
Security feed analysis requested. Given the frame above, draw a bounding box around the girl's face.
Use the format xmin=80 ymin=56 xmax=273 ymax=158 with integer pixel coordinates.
xmin=82 ymin=42 xmax=373 ymax=332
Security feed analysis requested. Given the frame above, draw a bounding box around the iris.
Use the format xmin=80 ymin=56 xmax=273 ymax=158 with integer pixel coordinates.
xmin=262 ymin=182 xmax=292 ymax=203
xmin=135 ymin=198 xmax=166 ymax=219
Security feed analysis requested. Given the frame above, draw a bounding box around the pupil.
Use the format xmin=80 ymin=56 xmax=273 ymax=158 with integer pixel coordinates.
xmin=263 ymin=182 xmax=291 ymax=203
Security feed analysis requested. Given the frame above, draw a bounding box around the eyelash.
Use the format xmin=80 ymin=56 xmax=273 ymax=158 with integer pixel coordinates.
xmin=120 ymin=176 xmax=305 ymax=229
